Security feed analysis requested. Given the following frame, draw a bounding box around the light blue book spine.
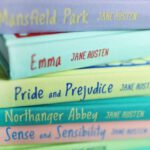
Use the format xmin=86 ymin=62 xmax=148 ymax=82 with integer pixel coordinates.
xmin=0 ymin=0 xmax=150 ymax=32
xmin=5 ymin=30 xmax=150 ymax=79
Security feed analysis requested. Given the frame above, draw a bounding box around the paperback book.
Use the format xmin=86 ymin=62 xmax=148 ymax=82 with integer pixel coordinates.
xmin=0 ymin=57 xmax=150 ymax=108
xmin=1 ymin=31 xmax=150 ymax=79
xmin=0 ymin=96 xmax=150 ymax=126
xmin=0 ymin=0 xmax=150 ymax=33
xmin=0 ymin=121 xmax=150 ymax=145
xmin=1 ymin=139 xmax=150 ymax=150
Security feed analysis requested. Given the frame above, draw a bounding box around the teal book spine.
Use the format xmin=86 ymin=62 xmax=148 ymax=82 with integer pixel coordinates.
xmin=1 ymin=96 xmax=150 ymax=126
xmin=1 ymin=30 xmax=150 ymax=79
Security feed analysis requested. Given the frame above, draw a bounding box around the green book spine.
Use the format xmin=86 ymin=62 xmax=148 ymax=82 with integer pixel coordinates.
xmin=1 ymin=139 xmax=150 ymax=150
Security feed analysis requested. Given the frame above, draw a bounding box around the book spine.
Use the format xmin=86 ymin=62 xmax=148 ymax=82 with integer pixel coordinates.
xmin=1 ymin=65 xmax=150 ymax=108
xmin=8 ymin=31 xmax=150 ymax=79
xmin=1 ymin=138 xmax=150 ymax=150
xmin=1 ymin=121 xmax=150 ymax=145
xmin=0 ymin=0 xmax=150 ymax=33
xmin=1 ymin=97 xmax=150 ymax=126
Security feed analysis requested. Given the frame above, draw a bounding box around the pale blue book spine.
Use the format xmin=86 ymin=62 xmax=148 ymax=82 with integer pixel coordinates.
xmin=0 ymin=0 xmax=150 ymax=32
xmin=6 ymin=30 xmax=150 ymax=79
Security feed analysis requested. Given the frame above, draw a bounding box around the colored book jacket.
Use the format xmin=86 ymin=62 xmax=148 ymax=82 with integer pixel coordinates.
xmin=0 ymin=57 xmax=150 ymax=108
xmin=1 ymin=96 xmax=150 ymax=126
xmin=1 ymin=31 xmax=150 ymax=79
xmin=0 ymin=121 xmax=150 ymax=145
xmin=0 ymin=0 xmax=150 ymax=32
xmin=1 ymin=139 xmax=150 ymax=150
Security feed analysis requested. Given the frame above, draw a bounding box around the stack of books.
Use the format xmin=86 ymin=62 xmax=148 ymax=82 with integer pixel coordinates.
xmin=0 ymin=0 xmax=150 ymax=150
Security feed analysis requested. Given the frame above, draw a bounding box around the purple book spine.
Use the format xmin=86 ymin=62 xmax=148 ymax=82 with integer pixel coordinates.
xmin=0 ymin=0 xmax=149 ymax=33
